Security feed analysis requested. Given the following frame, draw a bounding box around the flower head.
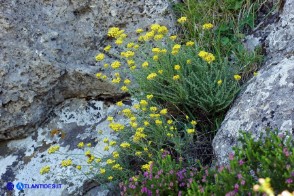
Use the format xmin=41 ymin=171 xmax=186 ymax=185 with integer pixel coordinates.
xmin=61 ymin=159 xmax=72 ymax=167
xmin=169 ymin=35 xmax=177 ymax=41
xmin=234 ymin=75 xmax=241 ymax=81
xmin=186 ymin=41 xmax=194 ymax=46
xmin=111 ymin=61 xmax=121 ymax=69
xmin=104 ymin=45 xmax=111 ymax=52
xmin=136 ymin=28 xmax=144 ymax=34
xmin=177 ymin=17 xmax=187 ymax=24
xmin=142 ymin=61 xmax=149 ymax=68
xmin=173 ymin=75 xmax=180 ymax=80
xmin=120 ymin=142 xmax=131 ymax=148
xmin=187 ymin=129 xmax=195 ymax=134
xmin=202 ymin=23 xmax=214 ymax=30
xmin=95 ymin=53 xmax=104 ymax=61
xmin=147 ymin=73 xmax=157 ymax=80
xmin=40 ymin=166 xmax=50 ymax=175
xmin=77 ymin=142 xmax=84 ymax=148
xmin=48 ymin=145 xmax=60 ymax=154
xmin=174 ymin=65 xmax=181 ymax=70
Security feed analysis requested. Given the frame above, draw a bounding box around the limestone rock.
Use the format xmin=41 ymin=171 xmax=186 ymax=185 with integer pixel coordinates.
xmin=0 ymin=0 xmax=176 ymax=140
xmin=213 ymin=0 xmax=294 ymax=164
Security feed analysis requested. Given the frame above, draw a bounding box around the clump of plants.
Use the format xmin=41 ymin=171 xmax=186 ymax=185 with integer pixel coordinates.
xmin=96 ymin=22 xmax=242 ymax=132
xmin=116 ymin=129 xmax=294 ymax=195
xmin=173 ymin=0 xmax=275 ymax=79
xmin=187 ymin=129 xmax=294 ymax=195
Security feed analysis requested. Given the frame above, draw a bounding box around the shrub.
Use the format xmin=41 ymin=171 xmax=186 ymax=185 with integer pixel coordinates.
xmin=188 ymin=129 xmax=294 ymax=195
xmin=97 ymin=24 xmax=242 ymax=132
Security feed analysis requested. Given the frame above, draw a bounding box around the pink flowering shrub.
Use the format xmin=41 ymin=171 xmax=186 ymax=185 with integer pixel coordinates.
xmin=188 ymin=129 xmax=294 ymax=195
xmin=119 ymin=154 xmax=199 ymax=195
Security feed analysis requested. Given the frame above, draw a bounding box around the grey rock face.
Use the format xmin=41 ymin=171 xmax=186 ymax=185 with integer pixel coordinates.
xmin=0 ymin=99 xmax=129 ymax=195
xmin=0 ymin=0 xmax=176 ymax=140
xmin=213 ymin=0 xmax=294 ymax=164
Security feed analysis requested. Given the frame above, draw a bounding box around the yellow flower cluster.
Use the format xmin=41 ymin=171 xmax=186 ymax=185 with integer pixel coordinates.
xmin=48 ymin=145 xmax=60 ymax=154
xmin=177 ymin=17 xmax=187 ymax=24
xmin=77 ymin=142 xmax=84 ymax=148
xmin=61 ymin=159 xmax=72 ymax=167
xmin=121 ymin=86 xmax=128 ymax=92
xmin=107 ymin=27 xmax=124 ymax=38
xmin=122 ymin=108 xmax=133 ymax=118
xmin=107 ymin=27 xmax=127 ymax=45
xmin=120 ymin=142 xmax=131 ymax=148
xmin=202 ymin=23 xmax=214 ymax=30
xmin=109 ymin=122 xmax=125 ymax=132
xmin=100 ymin=168 xmax=106 ymax=174
xmin=141 ymin=161 xmax=153 ymax=171
xmin=95 ymin=53 xmax=104 ymax=61
xmin=191 ymin=120 xmax=197 ymax=126
xmin=111 ymin=61 xmax=121 ymax=69
xmin=136 ymin=28 xmax=144 ymax=34
xmin=142 ymin=61 xmax=149 ymax=68
xmin=110 ymin=141 xmax=117 ymax=146
xmin=234 ymin=74 xmax=241 ymax=81
xmin=198 ymin=50 xmax=216 ymax=64
xmin=133 ymin=127 xmax=147 ymax=142
xmin=112 ymin=163 xmax=123 ymax=170
xmin=116 ymin=101 xmax=123 ymax=107
xmin=186 ymin=41 xmax=194 ymax=46
xmin=87 ymin=154 xmax=95 ymax=164
xmin=170 ymin=35 xmax=177 ymax=41
xmin=121 ymin=50 xmax=135 ymax=58
xmin=160 ymin=109 xmax=168 ymax=115
xmin=112 ymin=77 xmax=121 ymax=84
xmin=172 ymin=44 xmax=181 ymax=55
xmin=40 ymin=165 xmax=50 ymax=175
xmin=96 ymin=72 xmax=107 ymax=80
xmin=147 ymin=73 xmax=157 ymax=80
xmin=173 ymin=75 xmax=180 ymax=80
xmin=104 ymin=45 xmax=111 ymax=52
xmin=174 ymin=65 xmax=181 ymax=70
xmin=106 ymin=159 xmax=116 ymax=165
xmin=112 ymin=151 xmax=119 ymax=159
xmin=140 ymin=99 xmax=148 ymax=107
xmin=187 ymin=128 xmax=195 ymax=134
xmin=138 ymin=24 xmax=168 ymax=42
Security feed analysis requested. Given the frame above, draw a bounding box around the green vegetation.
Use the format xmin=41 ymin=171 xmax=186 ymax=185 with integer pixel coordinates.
xmin=119 ymin=129 xmax=294 ymax=195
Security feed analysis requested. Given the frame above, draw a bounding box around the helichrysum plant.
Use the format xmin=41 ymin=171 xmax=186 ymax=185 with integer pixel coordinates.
xmin=96 ymin=23 xmax=242 ymax=132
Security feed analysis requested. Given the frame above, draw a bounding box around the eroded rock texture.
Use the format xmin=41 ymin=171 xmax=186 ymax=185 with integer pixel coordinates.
xmin=213 ymin=0 xmax=294 ymax=164
xmin=0 ymin=99 xmax=128 ymax=195
xmin=0 ymin=0 xmax=176 ymax=140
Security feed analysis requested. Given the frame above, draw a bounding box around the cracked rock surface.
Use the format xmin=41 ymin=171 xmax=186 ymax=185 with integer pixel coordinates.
xmin=213 ymin=0 xmax=294 ymax=165
xmin=0 ymin=99 xmax=128 ymax=195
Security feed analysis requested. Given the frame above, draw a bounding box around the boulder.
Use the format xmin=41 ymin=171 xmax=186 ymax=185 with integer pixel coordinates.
xmin=213 ymin=0 xmax=294 ymax=164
